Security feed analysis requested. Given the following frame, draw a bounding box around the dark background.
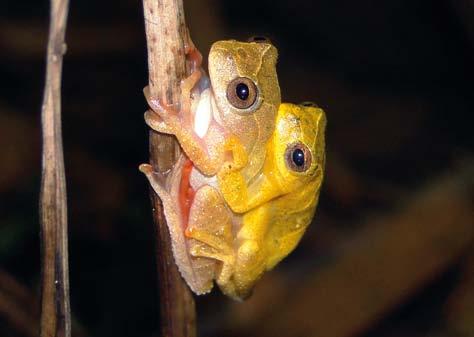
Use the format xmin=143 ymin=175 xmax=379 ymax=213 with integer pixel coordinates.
xmin=0 ymin=0 xmax=473 ymax=336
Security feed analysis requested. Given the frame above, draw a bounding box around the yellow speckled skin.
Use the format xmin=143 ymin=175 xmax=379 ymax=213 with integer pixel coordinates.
xmin=212 ymin=103 xmax=326 ymax=298
xmin=249 ymin=104 xmax=325 ymax=269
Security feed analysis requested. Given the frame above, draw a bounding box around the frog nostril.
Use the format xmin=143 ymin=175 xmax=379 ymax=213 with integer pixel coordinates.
xmin=300 ymin=101 xmax=319 ymax=108
xmin=247 ymin=36 xmax=271 ymax=44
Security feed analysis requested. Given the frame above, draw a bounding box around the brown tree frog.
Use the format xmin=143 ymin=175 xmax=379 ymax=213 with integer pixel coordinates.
xmin=140 ymin=37 xmax=281 ymax=296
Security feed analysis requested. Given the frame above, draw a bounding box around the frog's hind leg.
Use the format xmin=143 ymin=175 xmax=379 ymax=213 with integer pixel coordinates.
xmin=186 ymin=185 xmax=236 ymax=286
xmin=139 ymin=163 xmax=168 ymax=198
xmin=139 ymin=162 xmax=216 ymax=295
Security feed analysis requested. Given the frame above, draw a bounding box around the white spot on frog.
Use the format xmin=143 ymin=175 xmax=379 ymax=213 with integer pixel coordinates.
xmin=194 ymin=88 xmax=212 ymax=138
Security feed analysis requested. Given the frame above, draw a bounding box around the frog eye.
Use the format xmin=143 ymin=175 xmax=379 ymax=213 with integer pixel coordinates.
xmin=226 ymin=77 xmax=258 ymax=110
xmin=300 ymin=101 xmax=319 ymax=108
xmin=285 ymin=142 xmax=312 ymax=172
xmin=247 ymin=36 xmax=272 ymax=44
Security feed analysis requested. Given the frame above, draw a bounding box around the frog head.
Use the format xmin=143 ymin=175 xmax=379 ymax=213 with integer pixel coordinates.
xmin=208 ymin=39 xmax=281 ymax=181
xmin=270 ymin=102 xmax=326 ymax=192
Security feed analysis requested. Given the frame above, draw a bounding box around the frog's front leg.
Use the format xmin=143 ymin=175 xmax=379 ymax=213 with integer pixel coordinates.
xmin=143 ymin=30 xmax=203 ymax=134
xmin=144 ymin=78 xmax=224 ymax=176
xmin=185 ymin=185 xmax=236 ymax=285
xmin=143 ymin=62 xmax=201 ymax=136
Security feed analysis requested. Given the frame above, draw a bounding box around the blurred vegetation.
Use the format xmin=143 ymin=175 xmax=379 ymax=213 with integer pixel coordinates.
xmin=0 ymin=0 xmax=473 ymax=336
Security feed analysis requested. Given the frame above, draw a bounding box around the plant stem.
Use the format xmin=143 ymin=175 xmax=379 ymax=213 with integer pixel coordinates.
xmin=39 ymin=0 xmax=71 ymax=336
xmin=142 ymin=1 xmax=197 ymax=336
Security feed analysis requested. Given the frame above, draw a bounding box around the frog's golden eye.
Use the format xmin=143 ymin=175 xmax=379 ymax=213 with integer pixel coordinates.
xmin=247 ymin=36 xmax=272 ymax=44
xmin=285 ymin=142 xmax=312 ymax=172
xmin=226 ymin=77 xmax=258 ymax=110
xmin=300 ymin=101 xmax=319 ymax=108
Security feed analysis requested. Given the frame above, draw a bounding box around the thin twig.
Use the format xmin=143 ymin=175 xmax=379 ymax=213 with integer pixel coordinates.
xmin=39 ymin=0 xmax=71 ymax=336
xmin=142 ymin=1 xmax=196 ymax=337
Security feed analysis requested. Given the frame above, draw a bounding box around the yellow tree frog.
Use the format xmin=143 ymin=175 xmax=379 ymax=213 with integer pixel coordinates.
xmin=141 ymin=102 xmax=326 ymax=299
xmin=187 ymin=102 xmax=326 ymax=298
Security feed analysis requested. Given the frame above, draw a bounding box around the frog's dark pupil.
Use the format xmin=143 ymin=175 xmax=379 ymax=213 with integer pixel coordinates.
xmin=236 ymin=83 xmax=249 ymax=101
xmin=292 ymin=148 xmax=305 ymax=167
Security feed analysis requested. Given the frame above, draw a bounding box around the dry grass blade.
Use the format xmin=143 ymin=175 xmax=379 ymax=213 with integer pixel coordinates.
xmin=142 ymin=0 xmax=196 ymax=336
xmin=39 ymin=0 xmax=71 ymax=336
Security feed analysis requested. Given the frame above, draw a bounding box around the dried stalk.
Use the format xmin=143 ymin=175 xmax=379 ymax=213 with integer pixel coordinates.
xmin=39 ymin=0 xmax=71 ymax=336
xmin=142 ymin=1 xmax=196 ymax=336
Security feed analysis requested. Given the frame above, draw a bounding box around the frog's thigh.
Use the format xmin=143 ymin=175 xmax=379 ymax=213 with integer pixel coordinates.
xmin=232 ymin=208 xmax=269 ymax=295
xmin=187 ymin=185 xmax=235 ymax=283
xmin=186 ymin=185 xmax=233 ymax=256
xmin=187 ymin=185 xmax=233 ymax=248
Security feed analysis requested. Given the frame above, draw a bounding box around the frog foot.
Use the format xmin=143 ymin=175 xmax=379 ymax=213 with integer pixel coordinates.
xmin=184 ymin=30 xmax=203 ymax=72
xmin=144 ymin=62 xmax=203 ymax=133
xmin=180 ymin=68 xmax=202 ymax=121
xmin=143 ymin=89 xmax=179 ymax=133
xmin=138 ymin=163 xmax=168 ymax=197
xmin=143 ymin=86 xmax=172 ymax=111
xmin=186 ymin=228 xmax=235 ymax=285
